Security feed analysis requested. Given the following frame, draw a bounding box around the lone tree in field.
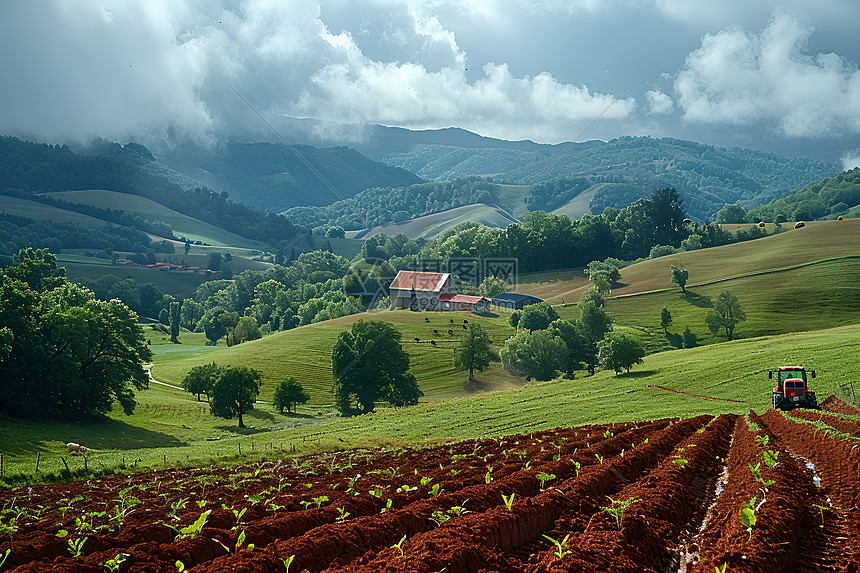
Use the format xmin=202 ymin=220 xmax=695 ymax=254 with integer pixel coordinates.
xmin=670 ymin=265 xmax=688 ymax=293
xmin=331 ymin=319 xmax=422 ymax=415
xmin=182 ymin=362 xmax=222 ymax=401
xmin=273 ymin=377 xmax=310 ymax=413
xmin=500 ymin=329 xmax=567 ymax=381
xmin=598 ymin=332 xmax=645 ymax=374
xmin=660 ymin=307 xmax=672 ymax=334
xmin=706 ymin=291 xmax=746 ymax=341
xmin=209 ymin=366 xmax=262 ymax=427
xmin=454 ymin=323 xmax=495 ymax=382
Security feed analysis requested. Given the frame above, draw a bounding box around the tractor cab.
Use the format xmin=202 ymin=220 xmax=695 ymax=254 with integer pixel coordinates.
xmin=769 ymin=366 xmax=818 ymax=410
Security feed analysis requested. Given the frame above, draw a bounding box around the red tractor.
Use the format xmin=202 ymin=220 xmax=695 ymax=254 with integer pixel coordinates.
xmin=770 ymin=366 xmax=818 ymax=410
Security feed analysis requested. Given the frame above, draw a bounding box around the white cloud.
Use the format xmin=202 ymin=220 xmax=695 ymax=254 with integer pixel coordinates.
xmin=645 ymin=90 xmax=673 ymax=114
xmin=842 ymin=152 xmax=860 ymax=171
xmin=673 ymin=9 xmax=860 ymax=138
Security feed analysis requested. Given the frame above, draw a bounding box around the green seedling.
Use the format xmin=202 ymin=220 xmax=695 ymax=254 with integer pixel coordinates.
xmin=524 ymin=461 xmax=532 ymax=470
xmin=67 ymin=536 xmax=88 ymax=558
xmin=754 ymin=434 xmax=770 ymax=447
xmin=336 ymin=506 xmax=350 ymax=522
xmin=428 ymin=483 xmax=442 ymax=497
xmin=164 ymin=509 xmax=211 ymax=541
xmin=740 ymin=497 xmax=765 ymax=540
xmin=600 ymin=496 xmax=641 ymax=530
xmin=391 ymin=533 xmax=407 ymax=557
xmin=536 ymin=472 xmax=556 ymax=490
xmin=0 ymin=549 xmax=10 ymax=568
xmin=100 ymin=552 xmax=130 ymax=572
xmin=398 ymin=484 xmax=416 ymax=493
xmin=812 ymin=498 xmax=832 ymax=527
xmin=501 ymin=493 xmax=515 ymax=511
xmin=748 ymin=462 xmax=776 ymax=489
xmin=175 ymin=560 xmax=185 ymax=572
xmin=299 ymin=500 xmax=313 ymax=510
xmin=603 ymin=430 xmax=614 ymax=439
xmin=56 ymin=529 xmax=69 ymax=538
xmin=420 ymin=476 xmax=433 ymax=486
xmin=571 ymin=460 xmax=581 ymax=476
xmin=196 ymin=500 xmax=208 ymax=509
xmin=485 ymin=466 xmax=494 ymax=484
xmin=763 ymin=450 xmax=779 ymax=467
xmin=312 ymin=495 xmax=329 ymax=509
xmin=715 ymin=563 xmax=729 ymax=573
xmin=542 ymin=533 xmax=572 ymax=559
xmin=672 ymin=458 xmax=689 ymax=467
xmin=430 ymin=510 xmax=450 ymax=526
xmin=380 ymin=499 xmax=393 ymax=513
xmin=168 ymin=498 xmax=189 ymax=519
xmin=214 ymin=529 xmax=255 ymax=554
xmin=283 ymin=554 xmax=295 ymax=572
xmin=595 ymin=453 xmax=604 ymax=465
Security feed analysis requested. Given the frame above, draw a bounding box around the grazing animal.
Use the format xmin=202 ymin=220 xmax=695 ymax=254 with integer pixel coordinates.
xmin=414 ymin=337 xmax=420 ymax=343
xmin=448 ymin=329 xmax=453 ymax=335
xmin=424 ymin=317 xmax=430 ymax=322
xmin=463 ymin=319 xmax=468 ymax=324
xmin=462 ymin=324 xmax=467 ymax=329
xmin=433 ymin=329 xmax=439 ymax=335
xmin=66 ymin=442 xmax=88 ymax=456
xmin=450 ymin=319 xmax=454 ymax=324
xmin=430 ymin=340 xmax=436 ymax=346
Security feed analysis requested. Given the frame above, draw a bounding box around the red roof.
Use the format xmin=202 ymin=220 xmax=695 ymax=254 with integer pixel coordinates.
xmin=438 ymin=293 xmax=486 ymax=304
xmin=390 ymin=271 xmax=450 ymax=292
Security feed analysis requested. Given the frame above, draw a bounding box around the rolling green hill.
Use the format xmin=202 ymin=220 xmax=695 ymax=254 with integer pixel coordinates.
xmin=353 ymin=203 xmax=519 ymax=240
xmin=384 ymin=136 xmax=840 ymax=221
xmin=43 ymin=189 xmax=270 ymax=249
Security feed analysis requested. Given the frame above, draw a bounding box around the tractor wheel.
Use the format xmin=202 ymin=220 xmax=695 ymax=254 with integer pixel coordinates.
xmin=806 ymin=391 xmax=818 ymax=409
xmin=772 ymin=392 xmax=783 ymax=410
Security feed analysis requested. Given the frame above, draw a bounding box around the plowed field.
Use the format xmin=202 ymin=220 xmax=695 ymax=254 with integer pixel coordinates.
xmin=2 ymin=397 xmax=858 ymax=572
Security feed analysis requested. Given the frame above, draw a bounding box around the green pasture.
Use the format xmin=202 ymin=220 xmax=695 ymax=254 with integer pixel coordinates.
xmin=3 ymin=324 xmax=857 ymax=485
xmin=153 ymin=309 xmax=521 ymax=408
xmin=43 ymin=189 xmax=270 ymax=249
xmin=0 ymin=196 xmax=108 ymax=228
xmin=312 ymin=235 xmax=365 ymax=259
xmin=62 ymin=260 xmax=207 ymax=300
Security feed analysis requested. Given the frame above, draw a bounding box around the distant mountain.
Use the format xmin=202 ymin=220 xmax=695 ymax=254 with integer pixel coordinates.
xmin=156 ymin=140 xmax=422 ymax=212
xmin=382 ymin=136 xmax=841 ymax=220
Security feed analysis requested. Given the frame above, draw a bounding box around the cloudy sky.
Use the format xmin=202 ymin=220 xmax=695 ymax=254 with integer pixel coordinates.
xmin=3 ymin=0 xmax=860 ymax=165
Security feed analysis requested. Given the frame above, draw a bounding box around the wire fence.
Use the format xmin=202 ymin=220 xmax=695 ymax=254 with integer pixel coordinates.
xmin=835 ymin=381 xmax=858 ymax=408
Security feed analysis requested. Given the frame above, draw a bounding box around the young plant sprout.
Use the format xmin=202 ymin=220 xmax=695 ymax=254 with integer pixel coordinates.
xmin=600 ymin=496 xmax=640 ymax=530
xmin=535 ymin=472 xmax=556 ymax=490
xmin=501 ymin=493 xmax=515 ymax=511
xmin=391 ymin=533 xmax=407 ymax=557
xmin=542 ymin=533 xmax=572 ymax=559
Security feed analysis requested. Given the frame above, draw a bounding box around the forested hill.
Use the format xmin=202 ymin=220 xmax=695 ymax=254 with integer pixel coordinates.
xmin=382 ymin=136 xmax=840 ymax=221
xmin=156 ymin=140 xmax=423 ymax=212
xmin=748 ymin=167 xmax=860 ymax=222
xmin=0 ymin=136 xmax=302 ymax=247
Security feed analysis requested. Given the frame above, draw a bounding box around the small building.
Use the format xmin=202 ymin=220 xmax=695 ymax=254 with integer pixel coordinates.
xmin=438 ymin=293 xmax=491 ymax=313
xmin=389 ymin=271 xmax=458 ymax=310
xmin=491 ymin=292 xmax=544 ymax=311
xmin=114 ymin=258 xmax=131 ymax=265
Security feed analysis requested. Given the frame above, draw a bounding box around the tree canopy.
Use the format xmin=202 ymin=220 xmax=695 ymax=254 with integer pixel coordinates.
xmin=182 ymin=362 xmax=221 ymax=401
xmin=670 ymin=265 xmax=689 ymax=293
xmin=500 ymin=329 xmax=567 ymax=381
xmin=453 ymin=323 xmax=496 ymax=382
xmin=598 ymin=332 xmax=646 ymax=374
xmin=273 ymin=377 xmax=310 ymax=413
xmin=331 ymin=320 xmax=422 ymax=415
xmin=706 ymin=291 xmax=747 ymax=340
xmin=209 ymin=366 xmax=262 ymax=427
xmin=0 ymin=248 xmax=151 ymax=420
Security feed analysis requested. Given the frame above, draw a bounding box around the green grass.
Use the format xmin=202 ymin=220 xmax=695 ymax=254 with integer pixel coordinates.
xmin=62 ymin=260 xmax=208 ymax=299
xmin=3 ymin=324 xmax=857 ymax=484
xmin=357 ymin=203 xmax=519 ymax=240
xmin=42 ymin=189 xmax=270 ymax=249
xmin=152 ymin=309 xmax=521 ymax=407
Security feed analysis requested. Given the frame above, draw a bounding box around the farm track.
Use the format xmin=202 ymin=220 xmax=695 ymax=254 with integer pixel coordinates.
xmin=1 ymin=401 xmax=858 ymax=572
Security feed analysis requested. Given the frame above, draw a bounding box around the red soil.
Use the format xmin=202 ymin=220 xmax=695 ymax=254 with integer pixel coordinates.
xmin=1 ymin=400 xmax=858 ymax=572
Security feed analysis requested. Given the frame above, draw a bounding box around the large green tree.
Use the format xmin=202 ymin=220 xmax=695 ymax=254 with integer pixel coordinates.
xmin=576 ymin=299 xmax=613 ymax=374
xmin=273 ymin=377 xmax=310 ymax=413
xmin=331 ymin=320 xmax=422 ymax=415
xmin=500 ymin=329 xmax=567 ymax=381
xmin=453 ymin=323 xmax=495 ymax=382
xmin=706 ymin=291 xmax=747 ymax=340
xmin=209 ymin=366 xmax=262 ymax=427
xmin=598 ymin=332 xmax=646 ymax=374
xmin=0 ymin=248 xmax=151 ymax=419
xmin=509 ymin=302 xmax=560 ymax=331
xmin=182 ymin=362 xmax=222 ymax=401
xmin=670 ymin=265 xmax=689 ymax=293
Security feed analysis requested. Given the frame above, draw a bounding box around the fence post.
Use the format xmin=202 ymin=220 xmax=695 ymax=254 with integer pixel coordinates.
xmin=35 ymin=451 xmax=41 ymax=473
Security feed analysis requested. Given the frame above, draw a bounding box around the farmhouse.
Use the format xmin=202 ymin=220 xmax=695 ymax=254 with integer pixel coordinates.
xmin=389 ymin=271 xmax=490 ymax=312
xmin=491 ymin=292 xmax=544 ymax=310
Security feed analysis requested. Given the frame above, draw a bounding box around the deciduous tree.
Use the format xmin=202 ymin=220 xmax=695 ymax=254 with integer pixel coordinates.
xmin=209 ymin=366 xmax=262 ymax=427
xmin=598 ymin=332 xmax=645 ymax=374
xmin=670 ymin=265 xmax=688 ymax=293
xmin=660 ymin=307 xmax=672 ymax=333
xmin=331 ymin=320 xmax=422 ymax=415
xmin=182 ymin=362 xmax=221 ymax=401
xmin=273 ymin=377 xmax=310 ymax=413
xmin=454 ymin=323 xmax=495 ymax=382
xmin=500 ymin=329 xmax=567 ymax=381
xmin=706 ymin=291 xmax=746 ymax=340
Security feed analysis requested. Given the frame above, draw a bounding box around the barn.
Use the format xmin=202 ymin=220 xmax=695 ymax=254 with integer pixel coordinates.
xmin=491 ymin=292 xmax=544 ymax=310
xmin=389 ymin=271 xmax=490 ymax=312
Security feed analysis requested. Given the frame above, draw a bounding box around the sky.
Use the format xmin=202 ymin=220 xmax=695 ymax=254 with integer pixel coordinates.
xmin=2 ymin=0 xmax=860 ymax=167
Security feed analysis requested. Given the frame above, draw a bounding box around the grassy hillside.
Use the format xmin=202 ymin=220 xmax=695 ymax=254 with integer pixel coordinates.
xmin=0 ymin=196 xmax=110 ymax=227
xmin=152 ymin=310 xmax=521 ymax=408
xmin=527 ymin=219 xmax=860 ymax=304
xmin=3 ymin=324 xmax=857 ymax=482
xmin=43 ymin=190 xmax=269 ymax=249
xmin=354 ymin=204 xmax=519 ymax=240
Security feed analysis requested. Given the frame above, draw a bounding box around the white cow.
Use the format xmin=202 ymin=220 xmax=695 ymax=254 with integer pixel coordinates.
xmin=66 ymin=442 xmax=89 ymax=456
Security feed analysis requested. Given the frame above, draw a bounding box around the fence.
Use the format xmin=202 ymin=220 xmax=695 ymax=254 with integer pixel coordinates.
xmin=835 ymin=381 xmax=858 ymax=408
